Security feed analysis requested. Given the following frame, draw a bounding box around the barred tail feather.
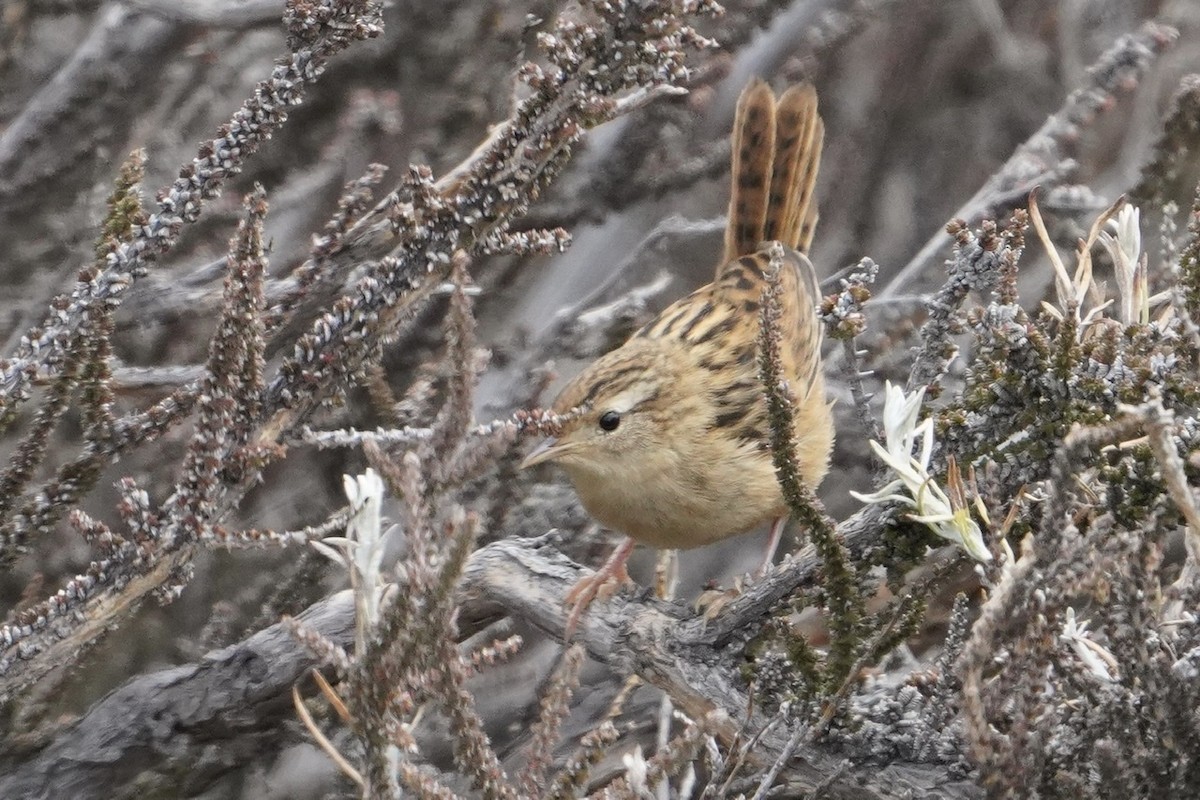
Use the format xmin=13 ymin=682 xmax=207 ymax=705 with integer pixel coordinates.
xmin=789 ymin=250 xmax=824 ymax=400
xmin=722 ymin=80 xmax=824 ymax=270
xmin=765 ymin=85 xmax=820 ymax=252
xmin=722 ymin=79 xmax=776 ymax=268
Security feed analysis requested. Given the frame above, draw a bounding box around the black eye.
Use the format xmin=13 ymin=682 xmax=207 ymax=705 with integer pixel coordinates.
xmin=598 ymin=410 xmax=621 ymax=431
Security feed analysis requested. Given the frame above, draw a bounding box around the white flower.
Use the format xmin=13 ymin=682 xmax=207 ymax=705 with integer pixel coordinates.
xmin=1108 ymin=204 xmax=1141 ymax=271
xmin=1099 ymin=203 xmax=1147 ymax=325
xmin=1061 ymin=607 xmax=1118 ymax=682
xmin=851 ymin=382 xmax=991 ymax=561
xmin=880 ymin=380 xmax=928 ymax=463
xmin=311 ymin=468 xmax=388 ymax=626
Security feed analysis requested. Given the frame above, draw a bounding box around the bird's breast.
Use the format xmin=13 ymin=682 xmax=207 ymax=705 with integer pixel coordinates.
xmin=563 ymin=438 xmax=785 ymax=550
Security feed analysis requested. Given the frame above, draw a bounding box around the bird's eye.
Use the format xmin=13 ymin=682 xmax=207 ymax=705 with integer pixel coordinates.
xmin=598 ymin=410 xmax=621 ymax=431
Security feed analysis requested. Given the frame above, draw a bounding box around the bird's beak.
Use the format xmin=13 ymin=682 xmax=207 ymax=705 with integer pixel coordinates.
xmin=520 ymin=437 xmax=561 ymax=469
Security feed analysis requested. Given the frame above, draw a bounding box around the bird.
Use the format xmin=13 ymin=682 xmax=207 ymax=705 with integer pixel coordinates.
xmin=521 ymin=78 xmax=835 ymax=632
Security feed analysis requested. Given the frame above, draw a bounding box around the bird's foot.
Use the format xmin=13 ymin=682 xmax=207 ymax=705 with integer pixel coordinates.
xmin=695 ymin=583 xmax=741 ymax=620
xmin=563 ymin=538 xmax=635 ymax=637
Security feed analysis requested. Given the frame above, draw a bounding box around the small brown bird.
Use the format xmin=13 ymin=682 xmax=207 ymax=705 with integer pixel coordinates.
xmin=522 ymin=79 xmax=834 ymax=629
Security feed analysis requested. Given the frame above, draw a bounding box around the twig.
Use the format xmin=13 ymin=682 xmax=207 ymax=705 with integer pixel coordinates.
xmin=877 ymin=21 xmax=1177 ymax=301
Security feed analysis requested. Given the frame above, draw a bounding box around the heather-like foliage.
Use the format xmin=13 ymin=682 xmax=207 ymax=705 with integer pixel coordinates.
xmin=2 ymin=3 xmax=1200 ymax=799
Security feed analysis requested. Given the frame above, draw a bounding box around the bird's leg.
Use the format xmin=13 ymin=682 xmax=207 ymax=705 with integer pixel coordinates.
xmin=757 ymin=516 xmax=787 ymax=576
xmin=564 ymin=537 xmax=636 ymax=637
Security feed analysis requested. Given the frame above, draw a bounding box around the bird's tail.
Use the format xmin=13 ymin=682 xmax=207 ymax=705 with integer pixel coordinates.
xmin=721 ymin=79 xmax=824 ymax=271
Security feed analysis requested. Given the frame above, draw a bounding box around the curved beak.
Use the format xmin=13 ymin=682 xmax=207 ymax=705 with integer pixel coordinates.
xmin=520 ymin=437 xmax=561 ymax=469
